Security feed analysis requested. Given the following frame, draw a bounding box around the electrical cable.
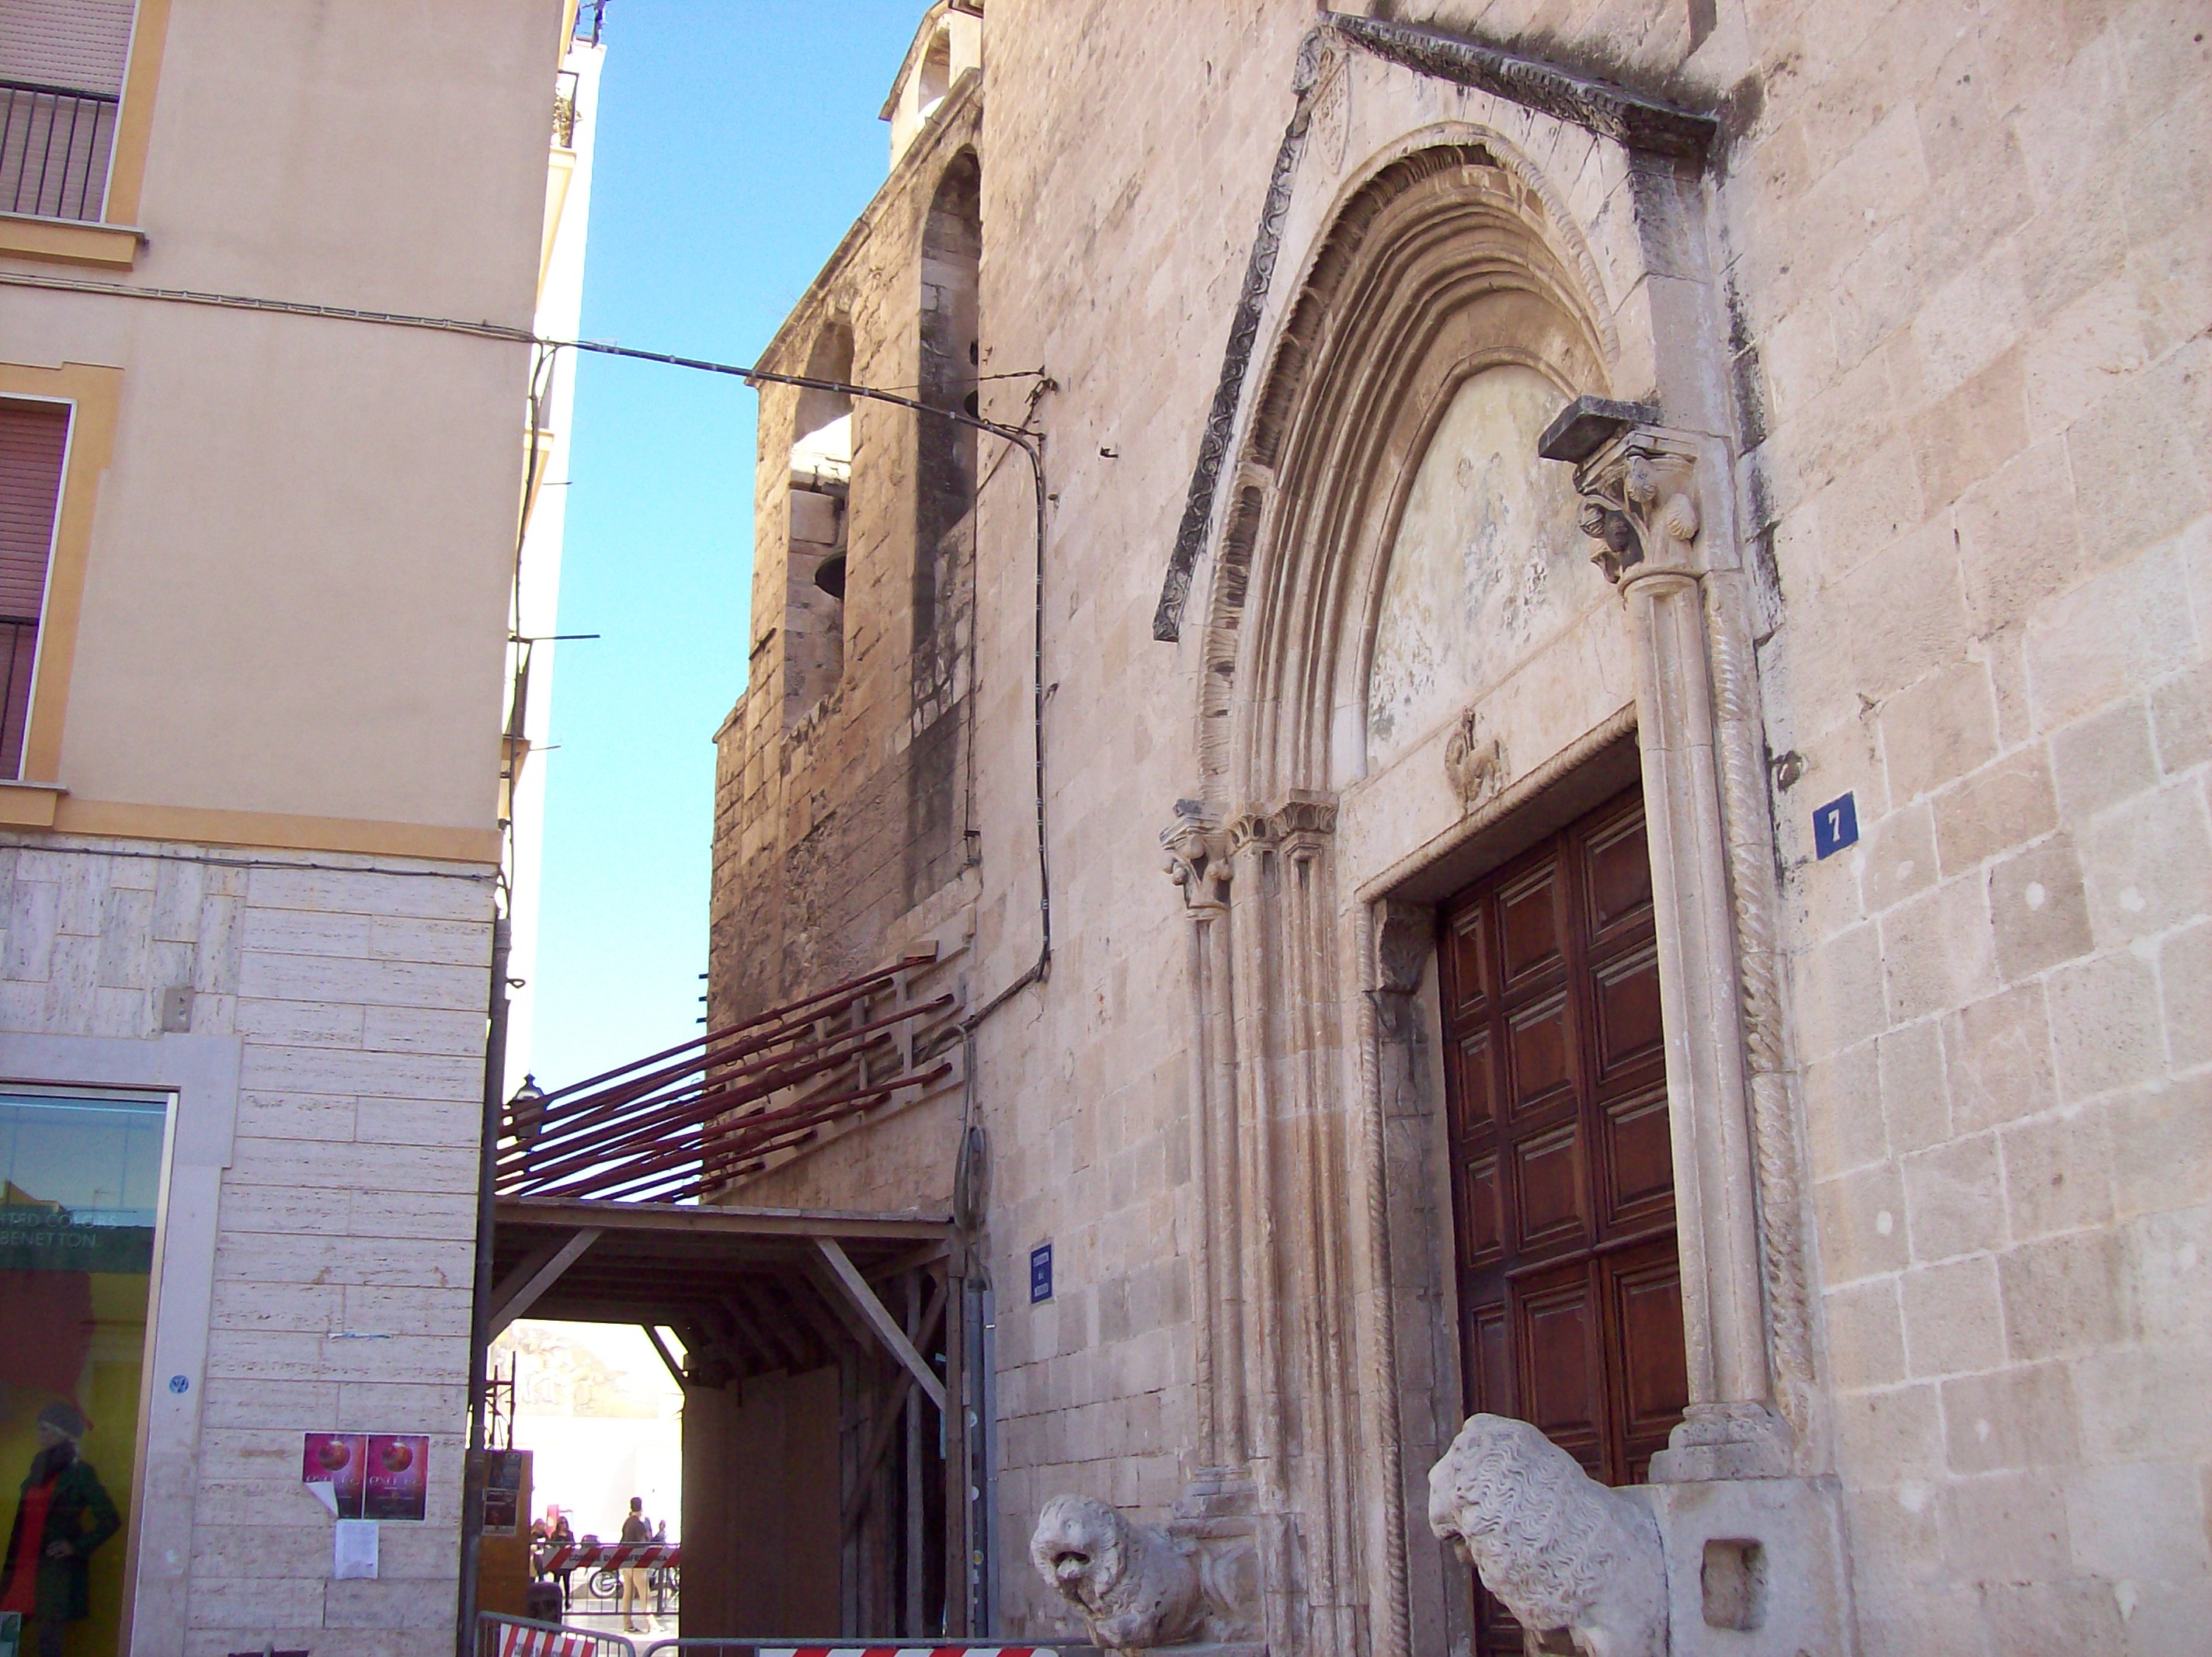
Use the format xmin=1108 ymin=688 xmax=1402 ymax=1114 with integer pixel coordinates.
xmin=0 ymin=838 xmax=496 ymax=880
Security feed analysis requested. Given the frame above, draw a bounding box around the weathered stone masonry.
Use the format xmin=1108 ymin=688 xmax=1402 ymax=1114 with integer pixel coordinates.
xmin=711 ymin=2 xmax=2212 ymax=1653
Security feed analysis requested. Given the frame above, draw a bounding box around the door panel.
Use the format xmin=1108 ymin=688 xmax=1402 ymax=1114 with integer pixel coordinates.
xmin=1517 ymin=1267 xmax=1605 ymax=1472
xmin=1600 ymin=1086 xmax=1677 ymax=1231
xmin=1610 ymin=1242 xmax=1691 ymax=1481
xmin=1438 ymin=784 xmax=1689 ymax=1655
xmin=1511 ymin=1123 xmax=1588 ymax=1252
xmin=1506 ymin=994 xmax=1575 ymax=1115
xmin=1592 ymin=945 xmax=1664 ymax=1075
xmin=1459 ymin=1153 xmax=1504 ymax=1264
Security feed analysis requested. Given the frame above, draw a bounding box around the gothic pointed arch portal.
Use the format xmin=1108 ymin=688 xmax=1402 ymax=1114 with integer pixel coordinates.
xmin=1193 ymin=138 xmax=1616 ymax=808
xmin=1163 ymin=109 xmax=1821 ymax=1657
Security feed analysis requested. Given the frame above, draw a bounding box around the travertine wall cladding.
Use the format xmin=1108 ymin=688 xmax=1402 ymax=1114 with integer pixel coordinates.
xmin=0 ymin=835 xmax=492 ymax=1657
xmin=715 ymin=1 xmax=2210 ymax=1651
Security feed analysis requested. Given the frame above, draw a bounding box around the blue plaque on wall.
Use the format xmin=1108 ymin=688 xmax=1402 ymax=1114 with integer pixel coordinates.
xmin=1814 ymin=792 xmax=1859 ymax=860
xmin=1030 ymin=1241 xmax=1053 ymax=1304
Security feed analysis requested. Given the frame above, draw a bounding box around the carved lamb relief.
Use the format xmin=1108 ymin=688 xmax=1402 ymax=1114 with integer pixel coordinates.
xmin=1444 ymin=706 xmax=1505 ymax=811
xmin=1428 ymin=1414 xmax=1669 ymax=1657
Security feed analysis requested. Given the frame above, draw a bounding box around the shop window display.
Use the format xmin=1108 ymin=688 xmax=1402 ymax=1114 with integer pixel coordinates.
xmin=0 ymin=1091 xmax=167 ymax=1657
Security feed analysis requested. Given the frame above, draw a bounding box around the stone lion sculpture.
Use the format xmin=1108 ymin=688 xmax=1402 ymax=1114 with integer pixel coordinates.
xmin=1029 ymin=1492 xmax=1205 ymax=1650
xmin=1428 ymin=1414 xmax=1668 ymax=1657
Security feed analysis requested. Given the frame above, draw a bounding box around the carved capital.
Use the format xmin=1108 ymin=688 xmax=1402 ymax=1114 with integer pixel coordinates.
xmin=1225 ymin=793 xmax=1338 ymax=857
xmin=1163 ymin=808 xmax=1232 ymax=910
xmin=1373 ymin=900 xmax=1430 ymax=999
xmin=1371 ymin=900 xmax=1431 ymax=1042
xmin=1225 ymin=809 xmax=1276 ymax=857
xmin=1565 ymin=426 xmax=1704 ymax=587
xmin=1268 ymin=791 xmax=1338 ymax=845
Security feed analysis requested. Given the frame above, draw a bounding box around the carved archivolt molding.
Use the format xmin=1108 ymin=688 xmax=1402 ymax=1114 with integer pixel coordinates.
xmin=1153 ymin=14 xmax=1709 ymax=641
xmin=1185 ymin=134 xmax=1611 ymax=808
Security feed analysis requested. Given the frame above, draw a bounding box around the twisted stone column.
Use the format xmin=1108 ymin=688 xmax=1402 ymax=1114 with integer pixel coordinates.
xmin=1552 ymin=414 xmax=1800 ymax=1477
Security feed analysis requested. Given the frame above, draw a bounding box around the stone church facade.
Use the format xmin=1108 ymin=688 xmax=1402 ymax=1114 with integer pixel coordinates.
xmin=711 ymin=2 xmax=2212 ymax=1652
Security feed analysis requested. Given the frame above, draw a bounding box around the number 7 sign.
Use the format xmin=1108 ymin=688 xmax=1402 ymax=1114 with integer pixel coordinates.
xmin=1813 ymin=793 xmax=1859 ymax=860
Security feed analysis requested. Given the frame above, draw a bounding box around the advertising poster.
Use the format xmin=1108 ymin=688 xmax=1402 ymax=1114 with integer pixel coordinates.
xmin=301 ymin=1431 xmax=367 ymax=1519
xmin=363 ymin=1433 xmax=430 ymax=1523
xmin=482 ymin=1448 xmax=527 ymax=1534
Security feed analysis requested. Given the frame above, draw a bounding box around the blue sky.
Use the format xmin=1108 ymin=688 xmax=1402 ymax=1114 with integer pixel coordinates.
xmin=527 ymin=2 xmax=924 ymax=1087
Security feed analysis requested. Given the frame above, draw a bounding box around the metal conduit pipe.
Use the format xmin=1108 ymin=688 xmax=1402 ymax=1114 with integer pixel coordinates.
xmin=457 ymin=915 xmax=512 ymax=1655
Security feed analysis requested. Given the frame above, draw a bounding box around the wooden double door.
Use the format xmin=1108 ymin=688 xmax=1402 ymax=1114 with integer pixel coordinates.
xmin=1438 ymin=785 xmax=1688 ymax=1648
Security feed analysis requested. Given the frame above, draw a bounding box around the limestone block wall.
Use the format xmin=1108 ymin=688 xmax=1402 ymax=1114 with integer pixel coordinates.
xmin=1737 ymin=2 xmax=2212 ymax=1650
xmin=0 ymin=834 xmax=493 ymax=1657
xmin=969 ymin=0 xmax=2212 ymax=1648
xmin=709 ymin=88 xmax=983 ymax=1006
xmin=972 ymin=4 xmax=1320 ymax=1632
xmin=707 ymin=89 xmax=986 ymax=1213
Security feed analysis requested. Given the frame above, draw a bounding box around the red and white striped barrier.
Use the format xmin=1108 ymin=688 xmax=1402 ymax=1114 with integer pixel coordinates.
xmin=540 ymin=1542 xmax=680 ymax=1572
xmin=496 ymin=1626 xmax=596 ymax=1657
xmin=760 ymin=1648 xmax=1069 ymax=1656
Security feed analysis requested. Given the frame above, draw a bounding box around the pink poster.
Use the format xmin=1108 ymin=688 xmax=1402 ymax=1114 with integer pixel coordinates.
xmin=363 ymin=1433 xmax=430 ymax=1522
xmin=301 ymin=1431 xmax=367 ymax=1518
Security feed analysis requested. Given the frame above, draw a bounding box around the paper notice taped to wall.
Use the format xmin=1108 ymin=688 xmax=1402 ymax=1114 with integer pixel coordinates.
xmin=332 ymin=1520 xmax=378 ymax=1580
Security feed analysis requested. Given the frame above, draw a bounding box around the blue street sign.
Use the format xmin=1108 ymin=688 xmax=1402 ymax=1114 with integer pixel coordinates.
xmin=1030 ymin=1241 xmax=1054 ymax=1304
xmin=1814 ymin=792 xmax=1859 ymax=860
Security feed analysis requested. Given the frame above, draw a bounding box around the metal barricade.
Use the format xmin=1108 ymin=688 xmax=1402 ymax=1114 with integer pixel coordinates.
xmin=478 ymin=1610 xmax=641 ymax=1657
xmin=639 ymin=1641 xmax=1101 ymax=1657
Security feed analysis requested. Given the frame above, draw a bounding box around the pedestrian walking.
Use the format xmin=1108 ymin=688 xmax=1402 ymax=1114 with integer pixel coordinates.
xmin=617 ymin=1497 xmax=652 ymax=1631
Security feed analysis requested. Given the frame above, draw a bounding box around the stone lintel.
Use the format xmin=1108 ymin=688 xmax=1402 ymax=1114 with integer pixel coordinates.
xmin=1329 ymin=15 xmax=1719 ymax=160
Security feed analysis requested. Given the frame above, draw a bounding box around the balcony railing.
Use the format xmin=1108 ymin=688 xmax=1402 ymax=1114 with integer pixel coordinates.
xmin=1 ymin=79 xmax=119 ymax=221
xmin=0 ymin=617 xmax=39 ymax=780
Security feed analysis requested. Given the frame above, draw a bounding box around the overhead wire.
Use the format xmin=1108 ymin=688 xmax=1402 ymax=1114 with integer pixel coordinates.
xmin=0 ymin=266 xmax=1056 ymax=1020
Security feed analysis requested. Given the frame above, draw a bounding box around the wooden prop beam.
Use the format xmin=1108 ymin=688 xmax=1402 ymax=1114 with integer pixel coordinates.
xmin=489 ymin=1228 xmax=601 ymax=1336
xmin=812 ymin=1236 xmax=945 ymax=1410
xmin=642 ymin=1325 xmax=687 ymax=1390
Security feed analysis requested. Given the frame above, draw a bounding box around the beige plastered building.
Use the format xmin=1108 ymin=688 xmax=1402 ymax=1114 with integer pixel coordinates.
xmin=711 ymin=2 xmax=2212 ymax=1654
xmin=0 ymin=2 xmax=586 ymax=1651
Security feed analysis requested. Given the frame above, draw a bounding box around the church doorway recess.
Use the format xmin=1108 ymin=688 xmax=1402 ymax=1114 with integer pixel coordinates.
xmin=1433 ymin=781 xmax=1688 ymax=1653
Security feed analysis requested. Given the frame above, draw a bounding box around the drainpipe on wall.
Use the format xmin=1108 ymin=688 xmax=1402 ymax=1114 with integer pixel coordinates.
xmin=457 ymin=915 xmax=513 ymax=1656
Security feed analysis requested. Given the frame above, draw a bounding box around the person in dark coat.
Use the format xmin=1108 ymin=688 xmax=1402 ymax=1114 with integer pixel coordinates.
xmin=0 ymin=1401 xmax=120 ymax=1657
